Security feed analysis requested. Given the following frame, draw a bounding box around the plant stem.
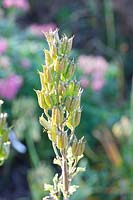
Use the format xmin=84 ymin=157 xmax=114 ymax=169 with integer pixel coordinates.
xmin=62 ymin=150 xmax=69 ymax=200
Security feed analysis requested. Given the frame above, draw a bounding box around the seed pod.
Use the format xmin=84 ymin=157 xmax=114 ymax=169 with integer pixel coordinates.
xmin=65 ymin=96 xmax=72 ymax=111
xmin=48 ymin=124 xmax=57 ymax=143
xmin=35 ymin=90 xmax=48 ymax=109
xmin=72 ymin=138 xmax=78 ymax=155
xmin=43 ymin=67 xmax=52 ymax=83
xmin=66 ymin=36 xmax=74 ymax=54
xmin=50 ymin=44 xmax=57 ymax=58
xmin=68 ymin=81 xmax=80 ymax=96
xmin=72 ymin=137 xmax=85 ymax=157
xmin=54 ymin=57 xmax=65 ymax=73
xmin=70 ymin=97 xmax=80 ymax=111
xmin=65 ymin=60 xmax=76 ymax=80
xmin=52 ymin=107 xmax=64 ymax=126
xmin=56 ymin=132 xmax=68 ymax=150
xmin=39 ymin=114 xmax=51 ymax=130
xmin=44 ymin=50 xmax=52 ymax=66
xmin=74 ymin=108 xmax=82 ymax=127
xmin=39 ymin=71 xmax=46 ymax=88
xmin=66 ymin=108 xmax=81 ymax=129
xmin=61 ymin=35 xmax=68 ymax=54
xmin=45 ymin=93 xmax=54 ymax=108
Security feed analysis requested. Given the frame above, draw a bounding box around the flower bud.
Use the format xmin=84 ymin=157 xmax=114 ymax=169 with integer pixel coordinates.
xmin=56 ymin=132 xmax=68 ymax=150
xmin=52 ymin=107 xmax=64 ymax=126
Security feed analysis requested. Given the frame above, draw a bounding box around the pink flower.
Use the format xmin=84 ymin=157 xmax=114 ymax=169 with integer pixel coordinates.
xmin=0 ymin=38 xmax=8 ymax=54
xmin=91 ymin=79 xmax=105 ymax=91
xmin=3 ymin=0 xmax=29 ymax=11
xmin=78 ymin=55 xmax=108 ymax=91
xmin=21 ymin=58 xmax=31 ymax=69
xmin=29 ymin=23 xmax=57 ymax=36
xmin=0 ymin=74 xmax=23 ymax=100
xmin=80 ymin=76 xmax=89 ymax=88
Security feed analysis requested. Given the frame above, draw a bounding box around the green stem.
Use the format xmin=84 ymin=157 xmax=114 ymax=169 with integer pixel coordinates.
xmin=62 ymin=150 xmax=69 ymax=200
xmin=104 ymin=0 xmax=116 ymax=49
xmin=25 ymin=131 xmax=40 ymax=168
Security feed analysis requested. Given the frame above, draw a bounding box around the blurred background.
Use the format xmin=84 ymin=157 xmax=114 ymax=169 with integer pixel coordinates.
xmin=0 ymin=0 xmax=133 ymax=199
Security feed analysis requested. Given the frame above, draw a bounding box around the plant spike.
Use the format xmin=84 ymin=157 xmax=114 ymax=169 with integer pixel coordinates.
xmin=0 ymin=100 xmax=10 ymax=166
xmin=36 ymin=29 xmax=85 ymax=200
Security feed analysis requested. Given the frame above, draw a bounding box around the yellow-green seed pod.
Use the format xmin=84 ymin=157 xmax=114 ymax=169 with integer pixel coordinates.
xmin=72 ymin=138 xmax=78 ymax=156
xmin=65 ymin=96 xmax=72 ymax=111
xmin=65 ymin=60 xmax=75 ymax=80
xmin=52 ymin=107 xmax=64 ymax=126
xmin=44 ymin=50 xmax=52 ymax=66
xmin=39 ymin=114 xmax=51 ymax=130
xmin=68 ymin=81 xmax=80 ymax=96
xmin=66 ymin=36 xmax=74 ymax=54
xmin=70 ymin=97 xmax=80 ymax=111
xmin=50 ymin=44 xmax=57 ymax=58
xmin=54 ymin=57 xmax=65 ymax=73
xmin=35 ymin=90 xmax=48 ymax=109
xmin=61 ymin=35 xmax=68 ymax=54
xmin=45 ymin=93 xmax=54 ymax=108
xmin=43 ymin=67 xmax=52 ymax=83
xmin=56 ymin=132 xmax=68 ymax=150
xmin=39 ymin=71 xmax=46 ymax=89
xmin=72 ymin=137 xmax=85 ymax=157
xmin=48 ymin=124 xmax=57 ymax=143
xmin=66 ymin=108 xmax=81 ymax=129
xmin=74 ymin=108 xmax=81 ymax=127
xmin=58 ymin=82 xmax=65 ymax=97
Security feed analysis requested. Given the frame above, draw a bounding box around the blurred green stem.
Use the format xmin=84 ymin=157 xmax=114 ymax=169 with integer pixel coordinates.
xmin=25 ymin=131 xmax=40 ymax=169
xmin=103 ymin=0 xmax=116 ymax=49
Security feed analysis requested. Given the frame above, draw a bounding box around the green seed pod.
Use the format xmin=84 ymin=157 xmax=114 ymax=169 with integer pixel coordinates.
xmin=43 ymin=67 xmax=52 ymax=83
xmin=54 ymin=57 xmax=65 ymax=73
xmin=44 ymin=50 xmax=52 ymax=66
xmin=68 ymin=81 xmax=80 ymax=96
xmin=70 ymin=97 xmax=80 ymax=111
xmin=74 ymin=108 xmax=82 ymax=127
xmin=52 ymin=107 xmax=64 ymax=126
xmin=44 ymin=29 xmax=59 ymax=49
xmin=72 ymin=138 xmax=78 ymax=156
xmin=48 ymin=124 xmax=57 ymax=143
xmin=39 ymin=114 xmax=51 ymax=130
xmin=35 ymin=90 xmax=48 ymax=109
xmin=66 ymin=108 xmax=81 ymax=129
xmin=50 ymin=44 xmax=57 ymax=58
xmin=61 ymin=35 xmax=68 ymax=54
xmin=66 ymin=36 xmax=74 ymax=54
xmin=45 ymin=93 xmax=54 ymax=108
xmin=65 ymin=60 xmax=76 ymax=80
xmin=39 ymin=71 xmax=46 ymax=89
xmin=56 ymin=132 xmax=68 ymax=150
xmin=72 ymin=137 xmax=85 ymax=157
xmin=65 ymin=96 xmax=72 ymax=111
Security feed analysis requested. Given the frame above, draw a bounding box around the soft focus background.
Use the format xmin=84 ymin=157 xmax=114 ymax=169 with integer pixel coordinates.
xmin=0 ymin=0 xmax=133 ymax=199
